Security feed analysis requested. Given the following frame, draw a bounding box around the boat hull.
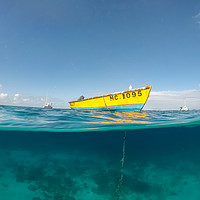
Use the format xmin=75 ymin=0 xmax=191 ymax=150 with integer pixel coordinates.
xmin=69 ymin=86 xmax=151 ymax=111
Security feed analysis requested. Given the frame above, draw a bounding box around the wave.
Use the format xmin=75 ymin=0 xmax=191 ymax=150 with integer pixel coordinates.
xmin=0 ymin=105 xmax=200 ymax=132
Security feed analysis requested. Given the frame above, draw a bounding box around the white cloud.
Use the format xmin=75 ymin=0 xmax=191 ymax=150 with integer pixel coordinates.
xmin=193 ymin=12 xmax=200 ymax=24
xmin=144 ymin=89 xmax=200 ymax=110
xmin=0 ymin=93 xmax=66 ymax=108
xmin=194 ymin=12 xmax=200 ymax=18
xmin=0 ymin=93 xmax=8 ymax=99
xmin=13 ymin=93 xmax=20 ymax=101
xmin=22 ymin=98 xmax=29 ymax=102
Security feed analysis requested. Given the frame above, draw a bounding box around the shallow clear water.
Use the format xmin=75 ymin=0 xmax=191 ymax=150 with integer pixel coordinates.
xmin=0 ymin=105 xmax=200 ymax=200
xmin=0 ymin=105 xmax=200 ymax=132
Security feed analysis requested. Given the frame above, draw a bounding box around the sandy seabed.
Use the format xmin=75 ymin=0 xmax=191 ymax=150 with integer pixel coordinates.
xmin=0 ymin=149 xmax=200 ymax=200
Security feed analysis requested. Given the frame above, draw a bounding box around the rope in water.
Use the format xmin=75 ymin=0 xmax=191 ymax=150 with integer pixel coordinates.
xmin=115 ymin=131 xmax=127 ymax=200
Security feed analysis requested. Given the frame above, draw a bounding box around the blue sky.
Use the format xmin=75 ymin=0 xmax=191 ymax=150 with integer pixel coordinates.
xmin=0 ymin=0 xmax=200 ymax=109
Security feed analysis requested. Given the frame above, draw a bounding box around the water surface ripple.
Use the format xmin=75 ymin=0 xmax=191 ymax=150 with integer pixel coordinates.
xmin=0 ymin=105 xmax=199 ymax=132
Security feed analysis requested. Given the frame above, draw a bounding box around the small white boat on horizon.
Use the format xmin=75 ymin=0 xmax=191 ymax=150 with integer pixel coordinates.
xmin=43 ymin=94 xmax=52 ymax=109
xmin=180 ymin=105 xmax=188 ymax=111
xmin=43 ymin=102 xmax=52 ymax=109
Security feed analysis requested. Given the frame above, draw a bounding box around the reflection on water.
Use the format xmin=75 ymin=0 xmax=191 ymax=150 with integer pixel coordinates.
xmin=91 ymin=111 xmax=150 ymax=124
xmin=1 ymin=106 xmax=200 ymax=132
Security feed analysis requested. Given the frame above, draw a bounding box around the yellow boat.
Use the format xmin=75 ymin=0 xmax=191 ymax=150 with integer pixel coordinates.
xmin=69 ymin=86 xmax=151 ymax=111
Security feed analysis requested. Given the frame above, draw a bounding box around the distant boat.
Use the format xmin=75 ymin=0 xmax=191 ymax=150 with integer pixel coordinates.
xmin=43 ymin=95 xmax=52 ymax=109
xmin=68 ymin=86 xmax=151 ymax=111
xmin=180 ymin=105 xmax=188 ymax=111
xmin=43 ymin=102 xmax=52 ymax=109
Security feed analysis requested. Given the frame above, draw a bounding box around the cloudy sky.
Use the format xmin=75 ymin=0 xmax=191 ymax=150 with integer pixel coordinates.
xmin=0 ymin=0 xmax=200 ymax=109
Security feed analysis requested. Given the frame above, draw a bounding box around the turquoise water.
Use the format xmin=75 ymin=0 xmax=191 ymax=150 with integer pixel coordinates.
xmin=0 ymin=105 xmax=200 ymax=200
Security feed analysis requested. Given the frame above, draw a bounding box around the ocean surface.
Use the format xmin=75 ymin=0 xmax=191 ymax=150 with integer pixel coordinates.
xmin=0 ymin=105 xmax=200 ymax=200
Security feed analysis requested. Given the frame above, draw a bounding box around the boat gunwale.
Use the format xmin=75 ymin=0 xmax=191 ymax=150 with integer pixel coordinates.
xmin=68 ymin=86 xmax=151 ymax=103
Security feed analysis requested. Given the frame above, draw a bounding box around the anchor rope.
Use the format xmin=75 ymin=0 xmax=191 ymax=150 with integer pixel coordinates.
xmin=115 ymin=131 xmax=127 ymax=200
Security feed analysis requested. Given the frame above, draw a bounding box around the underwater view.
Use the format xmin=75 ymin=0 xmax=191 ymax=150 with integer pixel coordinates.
xmin=0 ymin=105 xmax=200 ymax=200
